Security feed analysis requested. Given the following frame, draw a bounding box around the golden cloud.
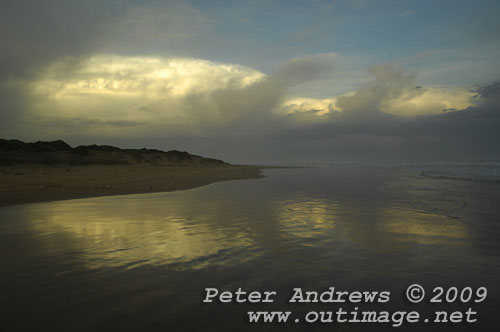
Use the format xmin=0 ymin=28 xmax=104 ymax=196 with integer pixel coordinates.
xmin=20 ymin=55 xmax=479 ymax=138
xmin=27 ymin=55 xmax=266 ymax=134
xmin=281 ymin=87 xmax=475 ymax=119
xmin=381 ymin=86 xmax=476 ymax=116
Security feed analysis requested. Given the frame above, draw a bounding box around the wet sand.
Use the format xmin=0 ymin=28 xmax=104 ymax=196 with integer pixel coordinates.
xmin=0 ymin=164 xmax=263 ymax=206
xmin=1 ymin=166 xmax=498 ymax=331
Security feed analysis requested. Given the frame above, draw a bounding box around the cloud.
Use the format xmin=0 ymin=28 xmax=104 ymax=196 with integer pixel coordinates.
xmin=226 ymin=65 xmax=498 ymax=163
xmin=334 ymin=64 xmax=418 ymax=116
xmin=282 ymin=63 xmax=475 ymax=120
xmin=20 ymin=55 xmax=266 ymax=135
xmin=0 ymin=0 xmax=209 ymax=80
xmin=5 ymin=53 xmax=339 ymax=138
xmin=281 ymin=98 xmax=339 ymax=117
xmin=0 ymin=0 xmax=214 ymax=139
xmin=0 ymin=41 xmax=498 ymax=163
xmin=32 ymin=55 xmax=265 ymax=99
xmin=266 ymin=79 xmax=500 ymax=163
xmin=475 ymin=81 xmax=500 ymax=107
xmin=272 ymin=53 xmax=337 ymax=86
xmin=381 ymin=86 xmax=475 ymax=116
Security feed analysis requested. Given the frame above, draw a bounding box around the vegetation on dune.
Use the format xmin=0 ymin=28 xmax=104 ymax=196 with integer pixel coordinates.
xmin=0 ymin=139 xmax=227 ymax=166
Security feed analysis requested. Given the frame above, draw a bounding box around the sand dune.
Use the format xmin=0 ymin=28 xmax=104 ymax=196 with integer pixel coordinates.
xmin=0 ymin=139 xmax=263 ymax=206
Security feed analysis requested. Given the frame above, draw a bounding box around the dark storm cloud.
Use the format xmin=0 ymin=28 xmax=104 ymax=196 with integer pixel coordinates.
xmin=32 ymin=75 xmax=498 ymax=164
xmin=475 ymin=81 xmax=500 ymax=107
xmin=6 ymin=53 xmax=337 ymax=140
xmin=0 ymin=0 xmax=210 ymax=137
xmin=118 ymin=80 xmax=500 ymax=164
xmin=171 ymin=54 xmax=338 ymax=134
xmin=0 ymin=0 xmax=113 ymax=132
xmin=256 ymin=81 xmax=500 ymax=163
xmin=0 ymin=0 xmax=208 ymax=79
xmin=155 ymin=76 xmax=499 ymax=164
xmin=1 ymin=0 xmax=110 ymax=78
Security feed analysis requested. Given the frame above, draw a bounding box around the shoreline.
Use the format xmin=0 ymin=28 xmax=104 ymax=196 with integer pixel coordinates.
xmin=0 ymin=164 xmax=265 ymax=207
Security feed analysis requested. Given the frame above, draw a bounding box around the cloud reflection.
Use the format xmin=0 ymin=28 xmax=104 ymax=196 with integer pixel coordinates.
xmin=275 ymin=197 xmax=337 ymax=238
xmin=273 ymin=196 xmax=467 ymax=249
xmin=26 ymin=196 xmax=260 ymax=270
xmin=381 ymin=208 xmax=467 ymax=244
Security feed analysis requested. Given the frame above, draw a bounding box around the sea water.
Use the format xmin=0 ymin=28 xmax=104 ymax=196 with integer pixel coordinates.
xmin=1 ymin=166 xmax=499 ymax=331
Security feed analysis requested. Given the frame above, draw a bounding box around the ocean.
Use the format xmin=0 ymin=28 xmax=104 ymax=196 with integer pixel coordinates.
xmin=1 ymin=165 xmax=499 ymax=331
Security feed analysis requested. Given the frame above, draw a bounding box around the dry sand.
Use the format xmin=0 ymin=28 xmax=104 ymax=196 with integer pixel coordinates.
xmin=0 ymin=164 xmax=263 ymax=206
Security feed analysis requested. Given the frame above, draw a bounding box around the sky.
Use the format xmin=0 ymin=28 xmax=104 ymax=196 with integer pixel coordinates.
xmin=1 ymin=0 xmax=500 ymax=163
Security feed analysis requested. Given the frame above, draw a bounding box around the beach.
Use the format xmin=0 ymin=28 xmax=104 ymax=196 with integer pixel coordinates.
xmin=0 ymin=166 xmax=498 ymax=331
xmin=0 ymin=164 xmax=262 ymax=206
